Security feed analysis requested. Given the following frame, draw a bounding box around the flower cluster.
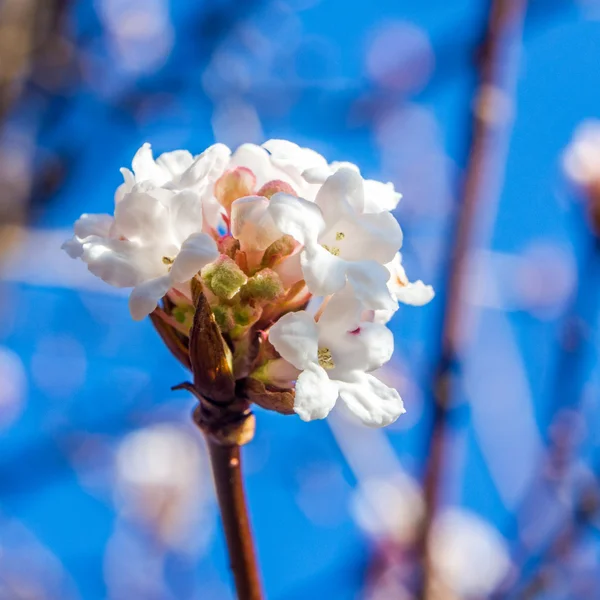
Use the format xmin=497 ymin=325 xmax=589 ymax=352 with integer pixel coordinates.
xmin=63 ymin=140 xmax=433 ymax=427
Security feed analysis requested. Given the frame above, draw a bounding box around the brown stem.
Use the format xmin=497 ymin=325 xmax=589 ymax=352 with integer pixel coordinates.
xmin=417 ymin=0 xmax=528 ymax=597
xmin=206 ymin=437 xmax=263 ymax=600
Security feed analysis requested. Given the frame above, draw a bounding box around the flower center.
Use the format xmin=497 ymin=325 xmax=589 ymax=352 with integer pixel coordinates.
xmin=321 ymin=232 xmax=345 ymax=256
xmin=317 ymin=347 xmax=335 ymax=370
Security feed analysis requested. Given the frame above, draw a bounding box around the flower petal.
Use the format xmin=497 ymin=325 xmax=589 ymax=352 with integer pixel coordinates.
xmin=346 ymin=261 xmax=397 ymax=311
xmin=179 ymin=143 xmax=231 ymax=189
xmin=74 ymin=213 xmax=114 ymax=239
xmin=328 ymin=211 xmax=402 ymax=264
xmin=80 ymin=237 xmax=164 ymax=287
xmin=315 ymin=167 xmax=365 ymax=225
xmin=131 ymin=143 xmax=170 ymax=185
xmin=169 ymin=190 xmax=204 ymax=243
xmin=326 ymin=322 xmax=394 ymax=374
xmin=63 ymin=214 xmax=114 ymax=258
xmin=337 ymin=372 xmax=405 ymax=427
xmin=268 ymin=310 xmax=319 ymax=370
xmin=363 ymin=179 xmax=402 ymax=213
xmin=301 ymin=245 xmax=347 ymax=297
xmin=156 ymin=149 xmax=194 ymax=177
xmin=115 ymin=168 xmax=135 ymax=203
xmin=129 ymin=275 xmax=172 ymax=320
xmin=262 ymin=139 xmax=327 ymax=187
xmin=231 ymin=196 xmax=282 ymax=252
xmin=230 ymin=143 xmax=275 ymax=188
xmin=113 ymin=189 xmax=173 ymax=245
xmin=268 ymin=193 xmax=325 ymax=246
xmin=294 ymin=362 xmax=339 ymax=421
xmin=396 ymin=281 xmax=435 ymax=306
xmin=169 ymin=233 xmax=219 ymax=283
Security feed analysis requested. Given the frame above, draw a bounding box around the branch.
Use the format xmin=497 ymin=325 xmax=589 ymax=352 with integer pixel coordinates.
xmin=416 ymin=0 xmax=529 ymax=597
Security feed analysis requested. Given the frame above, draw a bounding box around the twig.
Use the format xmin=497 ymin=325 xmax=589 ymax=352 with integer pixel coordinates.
xmin=206 ymin=438 xmax=263 ymax=600
xmin=417 ymin=0 xmax=529 ymax=597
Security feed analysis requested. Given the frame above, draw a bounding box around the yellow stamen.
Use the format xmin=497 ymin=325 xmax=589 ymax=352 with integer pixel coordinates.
xmin=322 ymin=244 xmax=340 ymax=256
xmin=318 ymin=347 xmax=335 ymax=370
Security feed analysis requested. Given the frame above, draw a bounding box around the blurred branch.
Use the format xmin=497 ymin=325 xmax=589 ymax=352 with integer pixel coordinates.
xmin=417 ymin=0 xmax=529 ymax=598
xmin=0 ymin=0 xmax=72 ymax=257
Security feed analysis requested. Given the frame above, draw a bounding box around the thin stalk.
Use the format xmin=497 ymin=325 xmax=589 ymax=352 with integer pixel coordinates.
xmin=417 ymin=0 xmax=528 ymax=597
xmin=206 ymin=437 xmax=263 ymax=600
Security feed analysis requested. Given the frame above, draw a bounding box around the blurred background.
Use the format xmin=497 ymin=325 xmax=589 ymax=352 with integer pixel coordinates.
xmin=1 ymin=0 xmax=600 ymax=598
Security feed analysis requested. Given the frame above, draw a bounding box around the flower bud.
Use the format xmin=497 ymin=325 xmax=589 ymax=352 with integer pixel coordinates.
xmin=214 ymin=167 xmax=256 ymax=213
xmin=261 ymin=235 xmax=297 ymax=268
xmin=218 ymin=236 xmax=240 ymax=259
xmin=257 ymin=179 xmax=296 ymax=199
xmin=188 ymin=292 xmax=235 ymax=404
xmin=230 ymin=304 xmax=263 ymax=339
xmin=212 ymin=304 xmax=235 ymax=331
xmin=201 ymin=255 xmax=248 ymax=300
xmin=240 ymin=269 xmax=284 ymax=303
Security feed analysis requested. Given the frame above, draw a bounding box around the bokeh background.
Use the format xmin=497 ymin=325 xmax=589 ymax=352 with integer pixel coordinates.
xmin=1 ymin=0 xmax=600 ymax=598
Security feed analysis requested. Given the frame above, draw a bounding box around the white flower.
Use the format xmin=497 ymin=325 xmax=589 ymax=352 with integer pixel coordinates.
xmin=430 ymin=509 xmax=510 ymax=599
xmin=268 ymin=289 xmax=405 ymax=426
xmin=269 ymin=168 xmax=402 ymax=311
xmin=63 ymin=139 xmax=432 ymax=430
xmin=303 ymin=160 xmax=402 ymax=213
xmin=563 ymin=120 xmax=600 ymax=187
xmin=63 ymin=185 xmax=219 ymax=320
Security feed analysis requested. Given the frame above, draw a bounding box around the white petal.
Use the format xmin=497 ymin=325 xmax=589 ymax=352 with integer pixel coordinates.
xmin=81 ymin=237 xmax=164 ymax=287
xmin=169 ymin=190 xmax=204 ymax=243
xmin=63 ymin=214 xmax=115 ymax=259
xmin=315 ymin=167 xmax=365 ymax=225
xmin=115 ymin=168 xmax=135 ymax=203
xmin=169 ymin=233 xmax=219 ymax=282
xmin=230 ymin=143 xmax=274 ymax=188
xmin=268 ymin=193 xmax=325 ymax=246
xmin=231 ymin=196 xmax=282 ymax=252
xmin=131 ymin=143 xmax=170 ymax=185
xmin=362 ymin=179 xmax=402 ymax=214
xmin=317 ymin=286 xmax=363 ymax=336
xmin=74 ymin=213 xmax=114 ymax=239
xmin=294 ymin=363 xmax=339 ymax=421
xmin=396 ymin=281 xmax=435 ymax=306
xmin=129 ymin=275 xmax=172 ymax=320
xmin=268 ymin=311 xmax=319 ymax=370
xmin=113 ymin=189 xmax=172 ymax=244
xmin=179 ymin=143 xmax=231 ymax=189
xmin=337 ymin=372 xmax=405 ymax=427
xmin=302 ymin=165 xmax=331 ymax=184
xmin=262 ymin=139 xmax=327 ymax=186
xmin=325 ymin=212 xmax=402 ymax=265
xmin=326 ymin=322 xmax=394 ymax=374
xmin=346 ymin=261 xmax=397 ymax=311
xmin=156 ymin=149 xmax=194 ymax=177
xmin=301 ymin=245 xmax=347 ymax=297
xmin=61 ymin=237 xmax=84 ymax=259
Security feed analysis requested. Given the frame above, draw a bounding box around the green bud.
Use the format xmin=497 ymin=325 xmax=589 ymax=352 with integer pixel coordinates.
xmin=212 ymin=304 xmax=235 ymax=332
xmin=230 ymin=304 xmax=262 ymax=339
xmin=261 ymin=235 xmax=296 ymax=268
xmin=202 ymin=256 xmax=248 ymax=300
xmin=240 ymin=269 xmax=284 ymax=303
